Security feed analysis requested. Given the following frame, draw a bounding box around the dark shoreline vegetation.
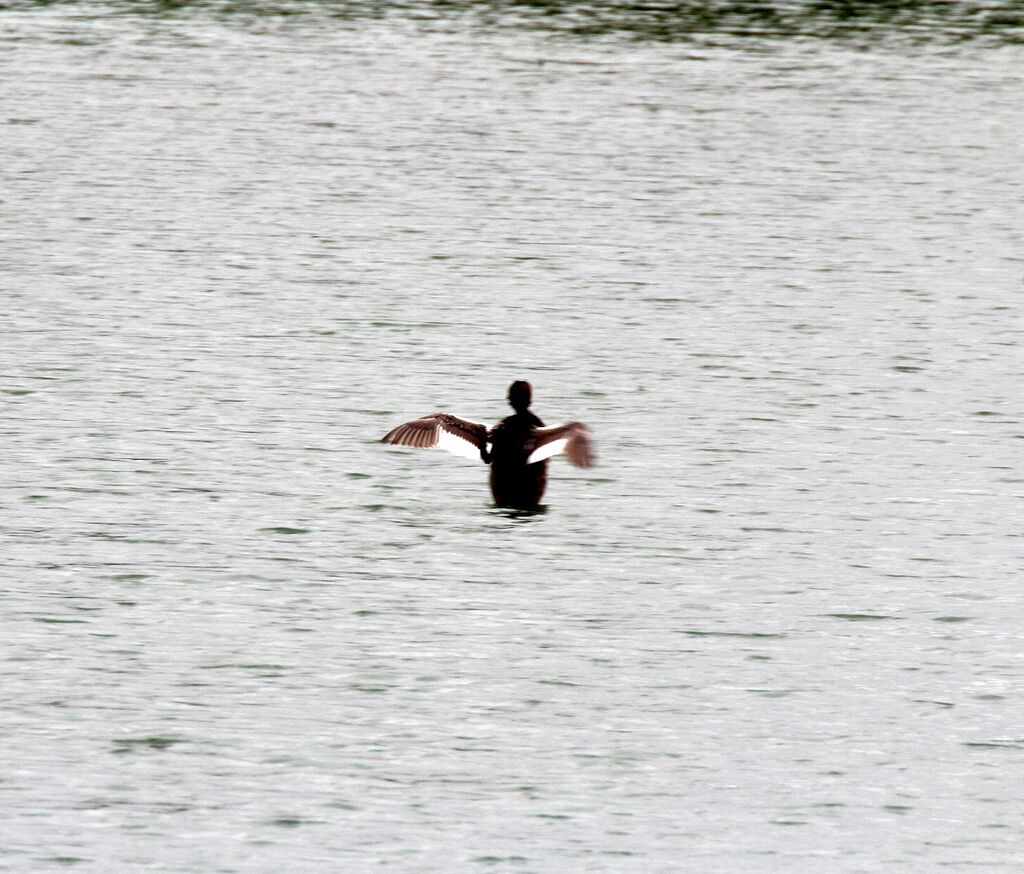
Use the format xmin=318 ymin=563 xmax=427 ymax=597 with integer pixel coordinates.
xmin=2 ymin=0 xmax=1023 ymax=46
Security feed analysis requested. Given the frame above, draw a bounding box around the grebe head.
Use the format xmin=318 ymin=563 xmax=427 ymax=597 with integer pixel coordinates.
xmin=508 ymin=380 xmax=532 ymax=412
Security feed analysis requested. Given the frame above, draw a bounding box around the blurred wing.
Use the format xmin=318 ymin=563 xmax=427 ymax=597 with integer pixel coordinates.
xmin=526 ymin=422 xmax=594 ymax=467
xmin=381 ymin=413 xmax=487 ymax=462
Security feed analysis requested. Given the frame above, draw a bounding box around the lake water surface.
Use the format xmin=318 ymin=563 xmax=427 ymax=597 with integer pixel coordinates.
xmin=2 ymin=2 xmax=1023 ymax=871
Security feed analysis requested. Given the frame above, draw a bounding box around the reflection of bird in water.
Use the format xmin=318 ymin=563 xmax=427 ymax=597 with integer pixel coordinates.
xmin=381 ymin=380 xmax=594 ymax=511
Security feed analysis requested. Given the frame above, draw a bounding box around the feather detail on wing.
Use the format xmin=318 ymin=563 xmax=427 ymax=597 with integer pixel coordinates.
xmin=381 ymin=414 xmax=488 ymax=462
xmin=526 ymin=422 xmax=594 ymax=467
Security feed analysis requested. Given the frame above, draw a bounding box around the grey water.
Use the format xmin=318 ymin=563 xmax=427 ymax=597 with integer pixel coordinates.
xmin=2 ymin=2 xmax=1023 ymax=871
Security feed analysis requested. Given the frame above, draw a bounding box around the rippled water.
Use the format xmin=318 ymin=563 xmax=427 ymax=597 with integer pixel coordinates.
xmin=3 ymin=2 xmax=1023 ymax=871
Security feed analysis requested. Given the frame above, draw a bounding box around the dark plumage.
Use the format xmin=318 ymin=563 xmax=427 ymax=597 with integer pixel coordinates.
xmin=381 ymin=381 xmax=594 ymax=510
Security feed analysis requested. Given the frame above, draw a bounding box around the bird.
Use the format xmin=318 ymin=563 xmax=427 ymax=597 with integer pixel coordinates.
xmin=381 ymin=380 xmax=594 ymax=510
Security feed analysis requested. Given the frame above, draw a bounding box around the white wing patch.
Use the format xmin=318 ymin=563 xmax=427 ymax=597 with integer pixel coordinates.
xmin=436 ymin=426 xmax=484 ymax=461
xmin=527 ymin=437 xmax=569 ymax=465
xmin=525 ymin=422 xmax=594 ymax=467
xmin=381 ymin=414 xmax=487 ymax=463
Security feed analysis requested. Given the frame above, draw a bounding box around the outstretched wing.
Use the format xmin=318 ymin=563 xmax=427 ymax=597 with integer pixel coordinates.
xmin=381 ymin=413 xmax=488 ymax=462
xmin=526 ymin=422 xmax=594 ymax=467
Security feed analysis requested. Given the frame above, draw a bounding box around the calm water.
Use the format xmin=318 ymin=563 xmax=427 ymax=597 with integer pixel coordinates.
xmin=2 ymin=2 xmax=1023 ymax=871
